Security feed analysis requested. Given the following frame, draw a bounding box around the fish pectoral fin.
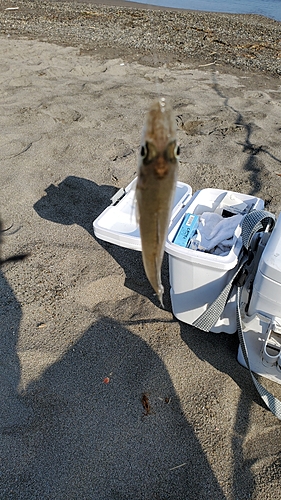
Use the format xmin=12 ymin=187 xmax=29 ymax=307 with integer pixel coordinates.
xmin=135 ymin=195 xmax=140 ymax=223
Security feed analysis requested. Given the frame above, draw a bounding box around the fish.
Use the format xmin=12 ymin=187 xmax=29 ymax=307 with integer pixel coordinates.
xmin=136 ymin=98 xmax=179 ymax=307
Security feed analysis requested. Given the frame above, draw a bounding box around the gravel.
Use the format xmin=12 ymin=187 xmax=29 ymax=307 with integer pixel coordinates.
xmin=0 ymin=0 xmax=280 ymax=76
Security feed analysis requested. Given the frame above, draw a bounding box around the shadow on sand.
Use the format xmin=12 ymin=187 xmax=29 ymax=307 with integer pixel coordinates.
xmin=1 ymin=306 xmax=227 ymax=499
xmin=34 ymin=173 xmax=260 ymax=499
xmin=33 ymin=176 xmax=171 ymax=308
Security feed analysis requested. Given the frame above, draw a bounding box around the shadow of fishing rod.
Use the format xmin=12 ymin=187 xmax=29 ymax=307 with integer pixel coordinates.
xmin=211 ymin=72 xmax=281 ymax=198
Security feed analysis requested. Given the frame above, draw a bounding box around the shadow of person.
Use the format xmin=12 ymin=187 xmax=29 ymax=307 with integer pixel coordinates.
xmin=2 ymin=315 xmax=226 ymax=500
xmin=33 ymin=176 xmax=117 ymax=235
xmin=0 ymin=269 xmax=32 ymax=430
xmin=33 ymin=176 xmax=171 ymax=307
xmin=179 ymin=321 xmax=259 ymax=499
xmin=0 ymin=220 xmax=31 ymax=431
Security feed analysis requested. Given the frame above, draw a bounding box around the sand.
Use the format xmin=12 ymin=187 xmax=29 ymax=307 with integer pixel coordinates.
xmin=1 ymin=1 xmax=281 ymax=498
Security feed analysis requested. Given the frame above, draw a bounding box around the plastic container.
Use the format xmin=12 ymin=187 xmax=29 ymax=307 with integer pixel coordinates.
xmin=248 ymin=214 xmax=281 ymax=318
xmin=237 ymin=314 xmax=281 ymax=385
xmin=93 ymin=178 xmax=192 ymax=250
xmin=236 ymin=213 xmax=281 ymax=384
xmin=165 ymin=188 xmax=264 ymax=333
xmin=94 ymin=181 xmax=263 ymax=333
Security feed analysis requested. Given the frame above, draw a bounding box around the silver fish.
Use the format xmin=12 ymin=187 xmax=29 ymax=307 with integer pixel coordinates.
xmin=136 ymin=98 xmax=179 ymax=306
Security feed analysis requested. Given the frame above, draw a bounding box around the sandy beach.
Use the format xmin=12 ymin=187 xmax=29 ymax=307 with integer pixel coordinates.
xmin=1 ymin=0 xmax=281 ymax=498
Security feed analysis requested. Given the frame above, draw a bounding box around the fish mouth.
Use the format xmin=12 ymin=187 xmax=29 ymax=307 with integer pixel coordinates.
xmin=153 ymin=156 xmax=169 ymax=179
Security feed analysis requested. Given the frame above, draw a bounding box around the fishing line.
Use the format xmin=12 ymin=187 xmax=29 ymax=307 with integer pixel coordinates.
xmin=149 ymin=6 xmax=162 ymax=101
xmin=129 ymin=5 xmax=165 ymax=224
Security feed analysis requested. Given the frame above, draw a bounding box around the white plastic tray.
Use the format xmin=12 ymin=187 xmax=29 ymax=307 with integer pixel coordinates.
xmin=93 ymin=178 xmax=192 ymax=251
xmin=165 ymin=188 xmax=264 ymax=332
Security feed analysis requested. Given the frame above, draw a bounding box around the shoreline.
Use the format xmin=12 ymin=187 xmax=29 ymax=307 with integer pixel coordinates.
xmin=1 ymin=0 xmax=280 ymax=76
xmin=47 ymin=0 xmax=281 ymax=20
xmin=49 ymin=0 xmax=183 ymax=11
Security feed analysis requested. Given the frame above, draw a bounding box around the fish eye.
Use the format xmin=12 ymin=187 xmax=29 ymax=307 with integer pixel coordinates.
xmin=175 ymin=145 xmax=180 ymax=157
xmin=140 ymin=144 xmax=147 ymax=158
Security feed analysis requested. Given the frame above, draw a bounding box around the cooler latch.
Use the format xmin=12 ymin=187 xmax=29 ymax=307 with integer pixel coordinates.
xmin=110 ymin=187 xmax=126 ymax=206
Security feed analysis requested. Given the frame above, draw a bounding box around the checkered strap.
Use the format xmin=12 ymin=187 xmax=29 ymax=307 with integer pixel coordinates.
xmin=192 ymin=253 xmax=247 ymax=332
xmin=241 ymin=210 xmax=275 ymax=249
xmin=193 ymin=210 xmax=281 ymax=420
xmin=236 ymin=286 xmax=281 ymax=420
xmin=193 ymin=210 xmax=275 ymax=332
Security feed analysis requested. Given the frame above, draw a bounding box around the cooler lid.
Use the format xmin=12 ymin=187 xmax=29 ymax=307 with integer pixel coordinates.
xmin=93 ymin=178 xmax=192 ymax=251
xmin=259 ymin=213 xmax=281 ymax=283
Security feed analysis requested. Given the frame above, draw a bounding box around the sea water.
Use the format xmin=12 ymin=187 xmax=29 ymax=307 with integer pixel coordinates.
xmin=126 ymin=0 xmax=281 ymax=21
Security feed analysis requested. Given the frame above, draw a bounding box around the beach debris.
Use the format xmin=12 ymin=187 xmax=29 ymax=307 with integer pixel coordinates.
xmin=169 ymin=462 xmax=187 ymax=471
xmin=198 ymin=62 xmax=217 ymax=67
xmin=158 ymin=396 xmax=171 ymax=404
xmin=141 ymin=393 xmax=151 ymax=416
xmin=103 ymin=377 xmax=110 ymax=384
xmin=136 ymin=98 xmax=179 ymax=307
xmin=81 ymin=10 xmax=102 ymax=17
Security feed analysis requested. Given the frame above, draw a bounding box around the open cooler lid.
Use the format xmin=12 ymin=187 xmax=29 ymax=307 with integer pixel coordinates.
xmin=258 ymin=213 xmax=281 ymax=283
xmin=93 ymin=178 xmax=192 ymax=251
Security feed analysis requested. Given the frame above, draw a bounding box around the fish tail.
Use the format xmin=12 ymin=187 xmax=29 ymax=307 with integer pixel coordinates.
xmin=144 ymin=253 xmax=164 ymax=307
xmin=157 ymin=284 xmax=164 ymax=308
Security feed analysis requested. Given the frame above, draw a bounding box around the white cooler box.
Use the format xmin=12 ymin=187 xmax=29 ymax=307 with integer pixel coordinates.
xmin=248 ymin=213 xmax=281 ymax=320
xmin=93 ymin=178 xmax=192 ymax=251
xmin=165 ymin=188 xmax=264 ymax=333
xmin=237 ymin=214 xmax=281 ymax=384
xmin=93 ymin=179 xmax=263 ymax=333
